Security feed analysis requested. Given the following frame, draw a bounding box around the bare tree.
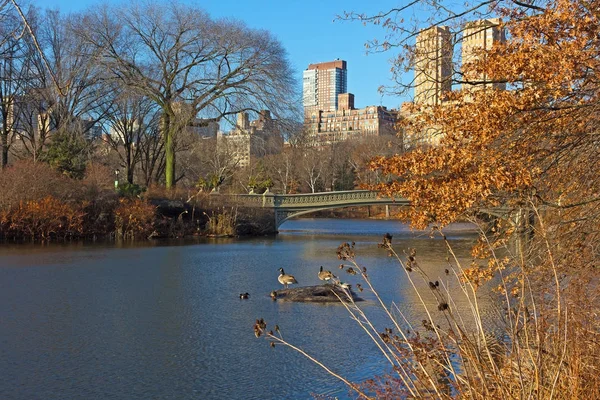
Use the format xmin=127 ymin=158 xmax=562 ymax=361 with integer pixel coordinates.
xmin=348 ymin=135 xmax=403 ymax=186
xmin=78 ymin=1 xmax=299 ymax=189
xmin=299 ymin=146 xmax=326 ymax=193
xmin=0 ymin=3 xmax=25 ymax=167
xmin=264 ymin=149 xmax=298 ymax=194
xmin=39 ymin=10 xmax=110 ymax=137
xmin=102 ymin=91 xmax=160 ymax=184
xmin=10 ymin=8 xmax=111 ymax=165
xmin=137 ymin=124 xmax=165 ymax=187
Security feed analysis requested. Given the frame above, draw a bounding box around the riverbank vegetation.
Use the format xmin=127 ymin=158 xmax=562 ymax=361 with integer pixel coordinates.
xmin=255 ymin=0 xmax=600 ymax=398
xmin=0 ymin=0 xmax=407 ymax=242
xmin=0 ymin=159 xmax=274 ymax=241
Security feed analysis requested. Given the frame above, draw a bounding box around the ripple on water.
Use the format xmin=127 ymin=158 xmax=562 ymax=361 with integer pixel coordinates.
xmin=0 ymin=219 xmax=491 ymax=400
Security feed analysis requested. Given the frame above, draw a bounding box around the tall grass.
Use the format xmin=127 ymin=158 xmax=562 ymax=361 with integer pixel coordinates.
xmin=254 ymin=210 xmax=600 ymax=399
xmin=204 ymin=207 xmax=237 ymax=237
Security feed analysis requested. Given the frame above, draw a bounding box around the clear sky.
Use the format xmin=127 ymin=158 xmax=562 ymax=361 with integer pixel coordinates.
xmin=34 ymin=0 xmax=410 ymax=110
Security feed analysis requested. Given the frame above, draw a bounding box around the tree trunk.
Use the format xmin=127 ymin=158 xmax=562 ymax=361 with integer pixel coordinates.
xmin=127 ymin=165 xmax=134 ymax=184
xmin=163 ymin=111 xmax=175 ymax=188
xmin=1 ymin=129 xmax=8 ymax=168
xmin=125 ymin=146 xmax=134 ymax=184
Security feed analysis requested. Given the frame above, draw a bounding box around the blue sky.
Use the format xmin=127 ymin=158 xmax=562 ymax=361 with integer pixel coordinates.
xmin=35 ymin=0 xmax=411 ymax=110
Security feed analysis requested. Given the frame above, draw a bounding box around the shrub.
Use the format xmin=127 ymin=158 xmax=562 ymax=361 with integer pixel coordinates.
xmin=114 ymin=198 xmax=156 ymax=239
xmin=117 ymin=182 xmax=146 ymax=198
xmin=0 ymin=159 xmax=81 ymax=209
xmin=203 ymin=207 xmax=236 ymax=237
xmin=0 ymin=196 xmax=87 ymax=241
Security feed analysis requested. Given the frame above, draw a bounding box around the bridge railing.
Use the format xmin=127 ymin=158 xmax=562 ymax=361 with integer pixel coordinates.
xmin=232 ymin=190 xmax=396 ymax=208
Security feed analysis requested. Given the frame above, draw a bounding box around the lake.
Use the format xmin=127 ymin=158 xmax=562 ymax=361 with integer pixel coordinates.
xmin=0 ymin=218 xmax=494 ymax=399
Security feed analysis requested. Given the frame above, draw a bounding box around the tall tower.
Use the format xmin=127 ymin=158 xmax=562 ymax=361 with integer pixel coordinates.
xmin=303 ymin=60 xmax=347 ymax=115
xmin=462 ymin=18 xmax=505 ymax=91
xmin=414 ymin=26 xmax=453 ymax=105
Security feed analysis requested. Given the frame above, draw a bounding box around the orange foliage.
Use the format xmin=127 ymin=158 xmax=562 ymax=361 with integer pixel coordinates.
xmin=0 ymin=196 xmax=87 ymax=241
xmin=114 ymin=198 xmax=156 ymax=239
xmin=371 ymin=0 xmax=600 ymax=271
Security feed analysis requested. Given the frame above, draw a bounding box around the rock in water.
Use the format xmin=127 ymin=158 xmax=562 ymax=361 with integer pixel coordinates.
xmin=273 ymin=284 xmax=362 ymax=303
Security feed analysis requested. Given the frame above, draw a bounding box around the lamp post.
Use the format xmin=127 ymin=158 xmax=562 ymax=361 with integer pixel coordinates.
xmin=114 ymin=169 xmax=120 ymax=190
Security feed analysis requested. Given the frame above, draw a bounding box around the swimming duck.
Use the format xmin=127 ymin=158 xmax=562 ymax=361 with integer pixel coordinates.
xmin=318 ymin=266 xmax=335 ymax=282
xmin=239 ymin=293 xmax=249 ymax=299
xmin=278 ymin=268 xmax=298 ymax=288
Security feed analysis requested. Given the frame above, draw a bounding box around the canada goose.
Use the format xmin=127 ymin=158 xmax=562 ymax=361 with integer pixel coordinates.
xmin=278 ymin=268 xmax=298 ymax=288
xmin=318 ymin=266 xmax=335 ymax=282
xmin=383 ymin=232 xmax=393 ymax=245
xmin=239 ymin=293 xmax=249 ymax=299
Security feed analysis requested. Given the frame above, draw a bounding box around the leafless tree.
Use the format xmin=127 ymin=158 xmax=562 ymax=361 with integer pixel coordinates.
xmin=10 ymin=8 xmax=111 ymax=165
xmin=137 ymin=124 xmax=165 ymax=187
xmin=77 ymin=1 xmax=299 ymax=188
xmin=39 ymin=11 xmax=111 ymax=137
xmin=348 ymin=135 xmax=403 ymax=186
xmin=298 ymin=146 xmax=326 ymax=193
xmin=101 ymin=91 xmax=160 ymax=184
xmin=264 ymin=149 xmax=298 ymax=194
xmin=0 ymin=3 xmax=25 ymax=167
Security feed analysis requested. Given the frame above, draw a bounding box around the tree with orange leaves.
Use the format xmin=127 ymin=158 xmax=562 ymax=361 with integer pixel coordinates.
xmin=346 ymin=0 xmax=600 ymax=271
xmin=352 ymin=0 xmax=600 ymax=394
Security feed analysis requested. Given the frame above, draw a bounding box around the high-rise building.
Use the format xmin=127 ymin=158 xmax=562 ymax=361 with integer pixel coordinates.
xmin=303 ymin=60 xmax=347 ymax=115
xmin=462 ymin=18 xmax=505 ymax=91
xmin=414 ymin=26 xmax=453 ymax=105
xmin=302 ymin=60 xmax=399 ymax=146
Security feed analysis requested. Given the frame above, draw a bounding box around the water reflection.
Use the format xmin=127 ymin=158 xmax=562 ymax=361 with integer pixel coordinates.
xmin=0 ymin=218 xmax=493 ymax=399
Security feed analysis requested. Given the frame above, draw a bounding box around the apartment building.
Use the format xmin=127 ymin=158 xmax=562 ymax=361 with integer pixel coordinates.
xmin=414 ymin=26 xmax=453 ymax=105
xmin=462 ymin=18 xmax=506 ymax=91
xmin=218 ymin=110 xmax=283 ymax=168
xmin=303 ymin=59 xmax=347 ymax=116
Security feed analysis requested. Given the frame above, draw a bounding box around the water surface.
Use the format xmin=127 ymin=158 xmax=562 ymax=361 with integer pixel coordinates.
xmin=0 ymin=218 xmax=491 ymax=399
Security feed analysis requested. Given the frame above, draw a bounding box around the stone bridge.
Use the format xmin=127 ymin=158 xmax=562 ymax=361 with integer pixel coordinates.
xmin=226 ymin=190 xmax=531 ymax=232
xmin=232 ymin=190 xmax=408 ymax=229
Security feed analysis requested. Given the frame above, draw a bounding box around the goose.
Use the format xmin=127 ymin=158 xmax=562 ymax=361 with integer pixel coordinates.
xmin=278 ymin=268 xmax=298 ymax=288
xmin=318 ymin=266 xmax=335 ymax=282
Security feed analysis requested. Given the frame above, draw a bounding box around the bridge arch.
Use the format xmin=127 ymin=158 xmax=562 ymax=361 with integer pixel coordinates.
xmin=233 ymin=190 xmax=408 ymax=230
xmin=229 ymin=190 xmax=528 ymax=232
xmin=274 ymin=204 xmax=408 ymax=229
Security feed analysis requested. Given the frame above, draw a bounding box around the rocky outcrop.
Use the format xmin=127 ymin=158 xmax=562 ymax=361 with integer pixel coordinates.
xmin=271 ymin=284 xmax=362 ymax=303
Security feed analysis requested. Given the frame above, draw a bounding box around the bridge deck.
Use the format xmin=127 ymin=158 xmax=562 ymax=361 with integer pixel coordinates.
xmin=234 ymin=190 xmax=407 ymax=209
xmin=222 ymin=190 xmax=521 ymax=231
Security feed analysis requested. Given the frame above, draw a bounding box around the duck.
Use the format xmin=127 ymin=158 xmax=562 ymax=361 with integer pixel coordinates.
xmin=278 ymin=268 xmax=298 ymax=288
xmin=318 ymin=266 xmax=335 ymax=282
xmin=270 ymin=290 xmax=277 ymax=301
xmin=337 ymin=282 xmax=352 ymax=290
xmin=239 ymin=292 xmax=250 ymax=299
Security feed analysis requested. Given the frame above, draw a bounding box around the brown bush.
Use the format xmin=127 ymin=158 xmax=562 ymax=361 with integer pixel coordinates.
xmin=114 ymin=198 xmax=156 ymax=239
xmin=0 ymin=196 xmax=87 ymax=241
xmin=0 ymin=159 xmax=82 ymax=209
xmin=81 ymin=162 xmax=116 ymax=197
